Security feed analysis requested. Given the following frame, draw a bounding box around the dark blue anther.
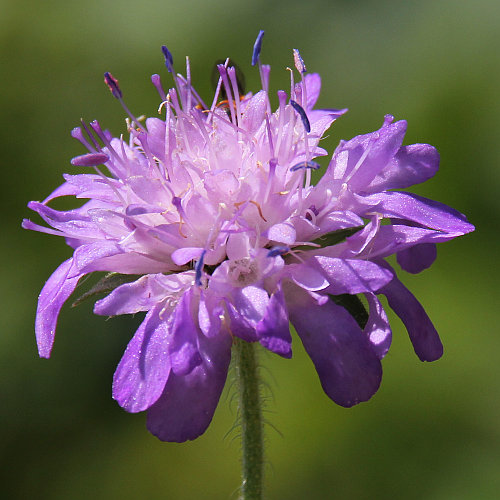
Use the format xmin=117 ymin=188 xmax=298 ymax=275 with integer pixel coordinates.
xmin=104 ymin=72 xmax=122 ymax=99
xmin=293 ymin=49 xmax=307 ymax=73
xmin=251 ymin=30 xmax=265 ymax=66
xmin=195 ymin=250 xmax=207 ymax=286
xmin=161 ymin=45 xmax=174 ymax=73
xmin=267 ymin=246 xmax=290 ymax=257
xmin=290 ymin=160 xmax=321 ymax=172
xmin=290 ymin=99 xmax=311 ymax=133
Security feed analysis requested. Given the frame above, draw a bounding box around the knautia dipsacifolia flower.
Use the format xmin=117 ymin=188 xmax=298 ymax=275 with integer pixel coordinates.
xmin=24 ymin=31 xmax=474 ymax=442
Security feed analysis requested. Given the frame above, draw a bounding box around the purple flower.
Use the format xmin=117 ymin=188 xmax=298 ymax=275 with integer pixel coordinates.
xmin=24 ymin=32 xmax=474 ymax=442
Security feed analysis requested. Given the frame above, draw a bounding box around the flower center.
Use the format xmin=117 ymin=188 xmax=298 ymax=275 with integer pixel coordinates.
xmin=228 ymin=258 xmax=259 ymax=287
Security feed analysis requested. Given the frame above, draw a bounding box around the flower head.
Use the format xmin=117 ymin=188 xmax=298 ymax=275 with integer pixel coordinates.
xmin=24 ymin=32 xmax=474 ymax=442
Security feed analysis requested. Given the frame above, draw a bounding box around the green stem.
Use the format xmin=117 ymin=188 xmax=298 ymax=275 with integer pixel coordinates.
xmin=233 ymin=338 xmax=264 ymax=500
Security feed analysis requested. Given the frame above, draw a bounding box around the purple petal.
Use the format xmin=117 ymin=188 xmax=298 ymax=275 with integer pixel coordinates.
xmin=225 ymin=300 xmax=260 ymax=342
xmin=94 ymin=274 xmax=172 ymax=316
xmin=171 ymin=247 xmax=204 ymax=266
xmin=329 ymin=117 xmax=407 ymax=192
xmin=338 ymin=224 xmax=463 ymax=261
xmin=112 ymin=304 xmax=172 ymax=412
xmin=198 ymin=290 xmax=223 ymax=338
xmin=146 ymin=325 xmax=232 ymax=442
xmin=303 ymin=73 xmax=321 ymax=109
xmin=233 ymin=286 xmax=269 ymax=324
xmin=312 ymin=256 xmax=393 ymax=294
xmin=35 ymin=258 xmax=82 ymax=358
xmin=241 ymin=90 xmax=267 ymax=135
xmin=257 ymin=286 xmax=292 ymax=358
xmin=363 ymin=293 xmax=392 ymax=359
xmin=362 ymin=191 xmax=474 ymax=235
xmin=378 ymin=270 xmax=443 ymax=361
xmin=396 ymin=243 xmax=437 ymax=274
xmin=289 ymin=263 xmax=329 ymax=291
xmin=286 ymin=286 xmax=382 ymax=407
xmin=225 ymin=286 xmax=270 ymax=342
xmin=168 ymin=288 xmax=203 ymax=376
xmin=264 ymin=223 xmax=296 ymax=245
xmin=42 ymin=180 xmax=81 ymax=203
xmin=367 ymin=143 xmax=439 ymax=192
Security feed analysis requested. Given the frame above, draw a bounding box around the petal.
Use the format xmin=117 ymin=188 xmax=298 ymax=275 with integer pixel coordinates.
xmin=367 ymin=143 xmax=439 ymax=192
xmin=378 ymin=270 xmax=443 ymax=361
xmin=112 ymin=304 xmax=172 ymax=412
xmin=198 ymin=290 xmax=223 ymax=338
xmin=338 ymin=224 xmax=462 ymax=261
xmin=363 ymin=293 xmax=392 ymax=359
xmin=257 ymin=286 xmax=292 ymax=358
xmin=94 ymin=274 xmax=175 ymax=316
xmin=362 ymin=191 xmax=474 ymax=235
xmin=294 ymin=73 xmax=322 ymax=109
xmin=289 ymin=263 xmax=329 ymax=291
xmin=171 ymin=247 xmax=204 ymax=266
xmin=241 ymin=90 xmax=267 ymax=135
xmin=168 ymin=288 xmax=203 ymax=376
xmin=146 ymin=325 xmax=232 ymax=442
xmin=312 ymin=256 xmax=393 ymax=294
xmin=328 ymin=117 xmax=407 ymax=192
xmin=225 ymin=300 xmax=259 ymax=342
xmin=286 ymin=286 xmax=382 ymax=407
xmin=396 ymin=242 xmax=437 ymax=274
xmin=264 ymin=223 xmax=296 ymax=245
xmin=35 ymin=258 xmax=82 ymax=358
xmin=226 ymin=286 xmax=270 ymax=342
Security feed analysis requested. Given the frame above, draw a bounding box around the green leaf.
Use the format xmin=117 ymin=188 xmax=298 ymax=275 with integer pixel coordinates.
xmin=293 ymin=225 xmax=364 ymax=252
xmin=329 ymin=293 xmax=369 ymax=329
xmin=311 ymin=226 xmax=364 ymax=248
xmin=72 ymin=273 xmax=141 ymax=308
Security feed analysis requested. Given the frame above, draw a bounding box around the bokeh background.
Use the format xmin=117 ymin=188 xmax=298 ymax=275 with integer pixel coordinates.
xmin=1 ymin=0 xmax=498 ymax=498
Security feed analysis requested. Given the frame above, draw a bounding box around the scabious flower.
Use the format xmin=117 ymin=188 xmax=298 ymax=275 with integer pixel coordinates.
xmin=24 ymin=31 xmax=474 ymax=442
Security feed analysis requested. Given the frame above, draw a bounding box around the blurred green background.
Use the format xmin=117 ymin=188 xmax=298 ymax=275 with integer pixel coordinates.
xmin=1 ymin=0 xmax=498 ymax=498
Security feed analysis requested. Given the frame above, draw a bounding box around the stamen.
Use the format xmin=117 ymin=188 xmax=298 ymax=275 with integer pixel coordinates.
xmin=168 ymin=88 xmax=182 ymax=115
xmin=290 ymin=100 xmax=311 ymax=133
xmin=274 ymin=90 xmax=288 ymax=157
xmin=104 ymin=72 xmax=122 ymax=99
xmin=136 ymin=132 xmax=159 ymax=176
xmin=177 ymin=74 xmax=208 ymax=109
xmin=264 ymin=113 xmax=274 ymax=153
xmin=88 ymin=120 xmax=125 ymax=167
xmin=195 ymin=250 xmax=206 ymax=286
xmin=71 ymin=127 xmax=95 ymax=152
xmin=217 ymin=65 xmax=236 ymax=124
xmin=228 ymin=66 xmax=243 ymax=125
xmin=172 ymin=196 xmax=194 ymax=238
xmin=207 ymin=58 xmax=228 ymax=122
xmin=251 ymin=30 xmax=265 ymax=66
xmin=234 ymin=200 xmax=267 ymax=222
xmin=263 ymin=157 xmax=278 ymax=203
xmin=287 ymin=67 xmax=296 ymax=100
xmin=151 ymin=74 xmax=166 ymax=101
xmin=260 ymin=64 xmax=271 ymax=97
xmin=290 ymin=160 xmax=320 ymax=172
xmin=80 ymin=120 xmax=100 ymax=150
xmin=71 ymin=153 xmax=109 ymax=167
xmin=185 ymin=56 xmax=192 ymax=110
xmin=293 ymin=49 xmax=307 ymax=74
xmin=161 ymin=45 xmax=174 ymax=73
xmin=104 ymin=72 xmax=145 ymax=131
xmin=267 ymin=245 xmax=290 ymax=257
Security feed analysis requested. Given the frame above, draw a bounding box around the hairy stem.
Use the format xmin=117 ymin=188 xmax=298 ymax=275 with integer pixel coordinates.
xmin=233 ymin=338 xmax=264 ymax=500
